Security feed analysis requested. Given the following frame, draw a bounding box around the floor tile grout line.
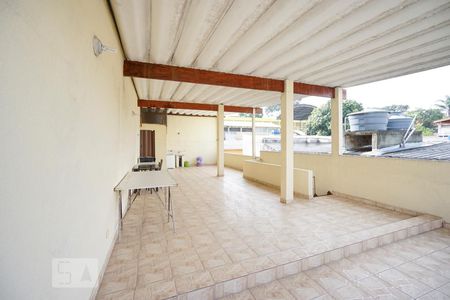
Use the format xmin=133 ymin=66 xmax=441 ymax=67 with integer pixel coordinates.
xmin=167 ymin=222 xmax=443 ymax=299
xmin=347 ymin=238 xmax=450 ymax=297
xmin=403 ymin=246 xmax=450 ymax=288
xmin=98 ymin=167 xmax=448 ymax=299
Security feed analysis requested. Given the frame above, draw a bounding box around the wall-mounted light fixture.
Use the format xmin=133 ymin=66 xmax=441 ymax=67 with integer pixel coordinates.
xmin=93 ymin=35 xmax=117 ymax=56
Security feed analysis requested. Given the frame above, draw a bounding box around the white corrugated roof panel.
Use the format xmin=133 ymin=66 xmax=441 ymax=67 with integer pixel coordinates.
xmin=111 ymin=0 xmax=450 ymax=105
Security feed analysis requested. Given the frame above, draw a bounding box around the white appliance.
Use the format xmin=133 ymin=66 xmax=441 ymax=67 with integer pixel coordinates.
xmin=166 ymin=153 xmax=176 ymax=169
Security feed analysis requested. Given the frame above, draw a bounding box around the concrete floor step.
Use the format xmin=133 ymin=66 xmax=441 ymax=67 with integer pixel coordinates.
xmin=172 ymin=215 xmax=443 ymax=299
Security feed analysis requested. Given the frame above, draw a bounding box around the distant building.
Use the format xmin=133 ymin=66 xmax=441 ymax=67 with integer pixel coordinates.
xmin=294 ymin=104 xmax=316 ymax=120
xmin=434 ymin=117 xmax=450 ymax=137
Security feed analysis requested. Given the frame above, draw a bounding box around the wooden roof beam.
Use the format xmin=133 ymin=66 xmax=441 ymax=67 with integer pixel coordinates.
xmin=293 ymin=82 xmax=335 ymax=98
xmin=138 ymin=100 xmax=263 ymax=114
xmin=124 ymin=60 xmax=334 ymax=98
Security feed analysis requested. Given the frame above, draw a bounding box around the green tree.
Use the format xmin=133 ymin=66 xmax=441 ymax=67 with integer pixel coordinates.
xmin=382 ymin=104 xmax=409 ymax=113
xmin=306 ymin=99 xmax=363 ymax=135
xmin=406 ymin=108 xmax=444 ymax=134
xmin=305 ymin=102 xmax=331 ymax=135
xmin=436 ymin=95 xmax=450 ymax=117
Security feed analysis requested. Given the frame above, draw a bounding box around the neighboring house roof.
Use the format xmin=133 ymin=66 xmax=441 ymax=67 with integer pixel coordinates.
xmin=382 ymin=142 xmax=450 ymax=161
xmin=434 ymin=117 xmax=450 ymax=124
xmin=294 ymin=104 xmax=316 ymax=121
xmin=224 ymin=120 xmax=280 ymax=128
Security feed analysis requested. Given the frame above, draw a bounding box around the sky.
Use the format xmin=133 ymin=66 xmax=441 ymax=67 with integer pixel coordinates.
xmin=299 ymin=65 xmax=450 ymax=111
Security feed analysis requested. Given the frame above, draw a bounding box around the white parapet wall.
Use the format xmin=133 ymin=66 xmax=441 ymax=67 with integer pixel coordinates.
xmin=261 ymin=151 xmax=334 ymax=196
xmin=224 ymin=152 xmax=253 ymax=171
xmin=243 ymin=160 xmax=314 ymax=200
xmin=258 ymin=151 xmax=450 ymax=222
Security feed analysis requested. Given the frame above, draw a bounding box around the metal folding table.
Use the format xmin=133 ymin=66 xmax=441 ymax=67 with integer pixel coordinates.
xmin=114 ymin=171 xmax=177 ymax=231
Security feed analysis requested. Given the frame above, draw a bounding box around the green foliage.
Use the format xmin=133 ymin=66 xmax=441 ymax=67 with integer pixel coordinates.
xmin=415 ymin=125 xmax=434 ymax=136
xmin=435 ymin=95 xmax=450 ymax=117
xmin=382 ymin=104 xmax=409 ymax=113
xmin=305 ymin=101 xmax=331 ymax=135
xmin=343 ymin=99 xmax=364 ymax=119
xmin=406 ymin=108 xmax=444 ymax=133
xmin=306 ymin=99 xmax=363 ymax=136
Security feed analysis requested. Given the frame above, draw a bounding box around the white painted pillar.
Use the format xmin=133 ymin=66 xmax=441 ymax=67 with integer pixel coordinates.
xmin=331 ymin=87 xmax=344 ymax=157
xmin=252 ymin=108 xmax=256 ymax=158
xmin=217 ymin=103 xmax=224 ymax=176
xmin=280 ymin=80 xmax=294 ymax=204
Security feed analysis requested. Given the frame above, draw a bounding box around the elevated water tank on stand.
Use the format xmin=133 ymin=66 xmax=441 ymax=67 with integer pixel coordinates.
xmin=345 ymin=110 xmax=422 ymax=152
xmin=387 ymin=115 xmax=413 ymax=130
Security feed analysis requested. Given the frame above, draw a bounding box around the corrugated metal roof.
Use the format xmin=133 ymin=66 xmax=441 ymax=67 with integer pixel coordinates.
xmin=382 ymin=142 xmax=450 ymax=161
xmin=110 ymin=0 xmax=450 ymax=106
xmin=168 ymin=109 xmax=217 ymax=117
xmin=434 ymin=117 xmax=450 ymax=124
xmin=294 ymin=104 xmax=316 ymax=120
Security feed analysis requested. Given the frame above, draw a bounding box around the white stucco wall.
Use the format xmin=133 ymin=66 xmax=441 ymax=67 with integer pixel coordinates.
xmin=261 ymin=151 xmax=334 ymax=196
xmin=331 ymin=155 xmax=450 ymax=222
xmin=0 ymin=1 xmax=139 ymax=299
xmin=437 ymin=124 xmax=450 ymax=136
xmin=167 ymin=115 xmax=217 ymax=165
xmin=224 ymin=153 xmax=253 ymax=170
xmin=141 ymin=115 xmax=217 ymax=167
xmin=140 ymin=123 xmax=167 ymax=169
xmin=257 ymin=151 xmax=450 ymax=222
xmin=243 ymin=160 xmax=314 ymax=199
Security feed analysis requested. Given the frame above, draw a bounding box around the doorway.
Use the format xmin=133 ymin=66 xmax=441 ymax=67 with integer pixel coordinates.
xmin=140 ymin=130 xmax=155 ymax=157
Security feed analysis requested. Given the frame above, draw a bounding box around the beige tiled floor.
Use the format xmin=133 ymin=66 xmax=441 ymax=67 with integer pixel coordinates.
xmin=96 ymin=167 xmax=449 ymax=299
xmin=230 ymin=228 xmax=450 ymax=300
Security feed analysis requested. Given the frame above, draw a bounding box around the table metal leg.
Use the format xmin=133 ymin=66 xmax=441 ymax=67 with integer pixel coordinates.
xmin=169 ymin=187 xmax=175 ymax=232
xmin=152 ymin=185 xmax=176 ymax=232
xmin=163 ymin=187 xmax=166 ymax=211
xmin=167 ymin=187 xmax=170 ymax=222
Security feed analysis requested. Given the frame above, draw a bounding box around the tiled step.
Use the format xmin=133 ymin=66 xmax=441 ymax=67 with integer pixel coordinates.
xmin=173 ymin=215 xmax=443 ymax=299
